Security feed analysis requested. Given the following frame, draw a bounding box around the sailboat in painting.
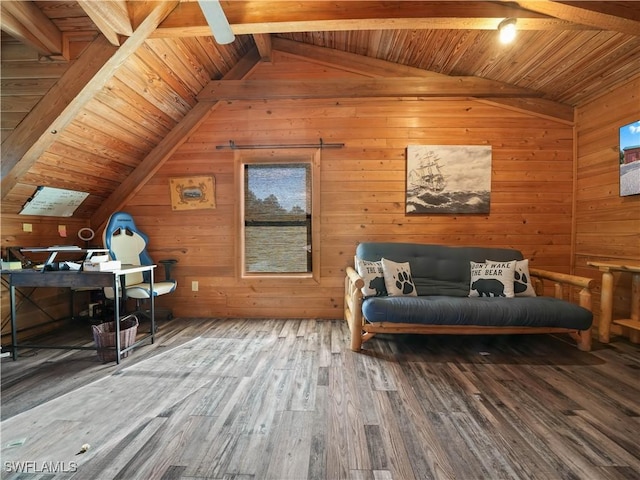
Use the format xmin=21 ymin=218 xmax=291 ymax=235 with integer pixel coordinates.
xmin=406 ymin=145 xmax=492 ymax=214
xmin=407 ymin=150 xmax=447 ymax=194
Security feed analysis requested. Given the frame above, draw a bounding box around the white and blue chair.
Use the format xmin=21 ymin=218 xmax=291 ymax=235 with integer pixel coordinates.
xmin=103 ymin=212 xmax=177 ymax=318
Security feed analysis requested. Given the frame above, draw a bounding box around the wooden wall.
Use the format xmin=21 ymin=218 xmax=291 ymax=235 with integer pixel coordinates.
xmin=123 ymin=51 xmax=577 ymax=319
xmin=574 ymin=74 xmax=640 ymax=340
xmin=11 ymin=51 xmax=634 ymax=342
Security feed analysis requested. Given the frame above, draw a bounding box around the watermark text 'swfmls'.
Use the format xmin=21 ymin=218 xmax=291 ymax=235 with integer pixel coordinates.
xmin=4 ymin=460 xmax=78 ymax=473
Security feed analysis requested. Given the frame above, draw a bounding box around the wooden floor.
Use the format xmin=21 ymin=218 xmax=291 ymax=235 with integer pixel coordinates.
xmin=1 ymin=317 xmax=639 ymax=480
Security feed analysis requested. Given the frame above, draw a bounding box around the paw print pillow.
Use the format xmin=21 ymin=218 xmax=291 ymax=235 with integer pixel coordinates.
xmin=487 ymin=258 xmax=536 ymax=297
xmin=381 ymin=258 xmax=417 ymax=296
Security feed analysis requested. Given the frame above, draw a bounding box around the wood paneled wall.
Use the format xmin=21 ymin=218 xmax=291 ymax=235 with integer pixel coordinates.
xmin=574 ymin=74 xmax=640 ymax=339
xmin=124 ymin=52 xmax=577 ymax=319
xmin=10 ymin=53 xmax=635 ymax=338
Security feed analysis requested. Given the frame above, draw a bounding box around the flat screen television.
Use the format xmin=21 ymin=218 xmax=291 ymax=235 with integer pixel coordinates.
xmin=619 ymin=120 xmax=640 ymax=196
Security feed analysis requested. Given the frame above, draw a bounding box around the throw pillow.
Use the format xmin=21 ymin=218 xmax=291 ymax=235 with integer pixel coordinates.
xmin=381 ymin=258 xmax=417 ymax=296
xmin=487 ymin=258 xmax=537 ymax=297
xmin=469 ymin=260 xmax=517 ymax=298
xmin=355 ymin=257 xmax=387 ymax=297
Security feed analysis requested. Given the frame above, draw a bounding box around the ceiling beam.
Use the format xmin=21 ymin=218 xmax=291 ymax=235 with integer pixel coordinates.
xmin=272 ymin=37 xmax=574 ymax=123
xmin=77 ymin=0 xmax=133 ymax=46
xmin=1 ymin=1 xmax=180 ymax=199
xmin=92 ymin=47 xmax=263 ymax=230
xmin=0 ymin=0 xmax=63 ymax=57
xmin=197 ymin=76 xmax=543 ymax=102
xmin=153 ymin=0 xmax=590 ymax=37
xmin=516 ymin=1 xmax=640 ymax=36
xmin=253 ymin=34 xmax=272 ymax=61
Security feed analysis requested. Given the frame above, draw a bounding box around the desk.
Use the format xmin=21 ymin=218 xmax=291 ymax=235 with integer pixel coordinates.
xmin=2 ymin=265 xmax=156 ymax=363
xmin=20 ymin=246 xmax=109 ymax=269
xmin=587 ymin=261 xmax=640 ymax=343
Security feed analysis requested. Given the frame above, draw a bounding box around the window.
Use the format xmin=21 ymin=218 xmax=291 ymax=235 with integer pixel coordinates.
xmin=238 ymin=149 xmax=320 ymax=279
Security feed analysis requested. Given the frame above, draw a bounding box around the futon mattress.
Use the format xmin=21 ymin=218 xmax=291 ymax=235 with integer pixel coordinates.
xmin=362 ymin=295 xmax=593 ymax=330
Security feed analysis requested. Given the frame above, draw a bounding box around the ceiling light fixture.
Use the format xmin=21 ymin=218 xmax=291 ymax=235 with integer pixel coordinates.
xmin=198 ymin=0 xmax=235 ymax=45
xmin=498 ymin=18 xmax=517 ymax=44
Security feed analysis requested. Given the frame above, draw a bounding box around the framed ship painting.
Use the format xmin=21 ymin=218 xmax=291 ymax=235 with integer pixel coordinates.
xmin=619 ymin=120 xmax=640 ymax=197
xmin=406 ymin=145 xmax=492 ymax=214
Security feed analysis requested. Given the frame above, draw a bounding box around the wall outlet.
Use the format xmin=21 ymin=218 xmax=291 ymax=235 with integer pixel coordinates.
xmin=191 ymin=281 xmax=199 ymax=292
xmin=22 ymin=223 xmax=32 ymax=232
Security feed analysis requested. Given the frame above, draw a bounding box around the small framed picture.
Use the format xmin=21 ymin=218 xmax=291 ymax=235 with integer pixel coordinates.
xmin=619 ymin=120 xmax=640 ymax=197
xmin=170 ymin=176 xmax=216 ymax=210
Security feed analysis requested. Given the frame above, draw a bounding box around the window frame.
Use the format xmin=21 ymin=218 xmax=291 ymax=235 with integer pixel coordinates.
xmin=236 ymin=148 xmax=321 ymax=282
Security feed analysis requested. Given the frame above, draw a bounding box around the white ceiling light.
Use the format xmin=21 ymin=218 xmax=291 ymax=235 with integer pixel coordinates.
xmin=498 ymin=18 xmax=517 ymax=44
xmin=198 ymin=0 xmax=235 ymax=44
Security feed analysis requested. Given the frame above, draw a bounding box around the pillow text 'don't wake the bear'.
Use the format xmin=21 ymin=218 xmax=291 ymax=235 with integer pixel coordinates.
xmin=469 ymin=260 xmax=517 ymax=298
xmin=487 ymin=258 xmax=537 ymax=297
xmin=355 ymin=257 xmax=387 ymax=297
xmin=381 ymin=258 xmax=417 ymax=296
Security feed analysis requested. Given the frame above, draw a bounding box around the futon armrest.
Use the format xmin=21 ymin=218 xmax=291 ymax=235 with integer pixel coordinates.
xmin=529 ymin=268 xmax=594 ymax=289
xmin=346 ymin=266 xmax=365 ymax=289
xmin=529 ymin=268 xmax=595 ymax=310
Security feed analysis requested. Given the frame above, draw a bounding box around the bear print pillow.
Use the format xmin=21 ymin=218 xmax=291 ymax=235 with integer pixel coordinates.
xmin=355 ymin=257 xmax=387 ymax=297
xmin=486 ymin=258 xmax=537 ymax=297
xmin=381 ymin=258 xmax=417 ymax=296
xmin=469 ymin=260 xmax=517 ymax=298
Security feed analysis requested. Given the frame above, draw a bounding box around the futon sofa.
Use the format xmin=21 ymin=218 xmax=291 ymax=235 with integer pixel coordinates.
xmin=344 ymin=242 xmax=594 ymax=351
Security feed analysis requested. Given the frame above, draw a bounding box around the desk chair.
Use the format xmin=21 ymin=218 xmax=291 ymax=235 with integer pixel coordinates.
xmin=103 ymin=212 xmax=177 ymax=319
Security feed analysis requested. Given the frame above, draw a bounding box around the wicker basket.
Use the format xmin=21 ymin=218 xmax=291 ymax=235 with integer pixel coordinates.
xmin=92 ymin=314 xmax=139 ymax=362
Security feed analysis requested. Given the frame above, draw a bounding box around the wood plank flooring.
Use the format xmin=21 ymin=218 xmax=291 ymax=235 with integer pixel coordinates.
xmin=1 ymin=317 xmax=639 ymax=480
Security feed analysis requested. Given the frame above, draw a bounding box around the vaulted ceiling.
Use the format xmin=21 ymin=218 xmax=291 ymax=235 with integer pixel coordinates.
xmin=1 ymin=1 xmax=639 ymax=229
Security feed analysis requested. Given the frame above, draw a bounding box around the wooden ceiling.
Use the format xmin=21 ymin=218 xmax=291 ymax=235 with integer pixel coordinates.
xmin=1 ymin=1 xmax=639 ymax=228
